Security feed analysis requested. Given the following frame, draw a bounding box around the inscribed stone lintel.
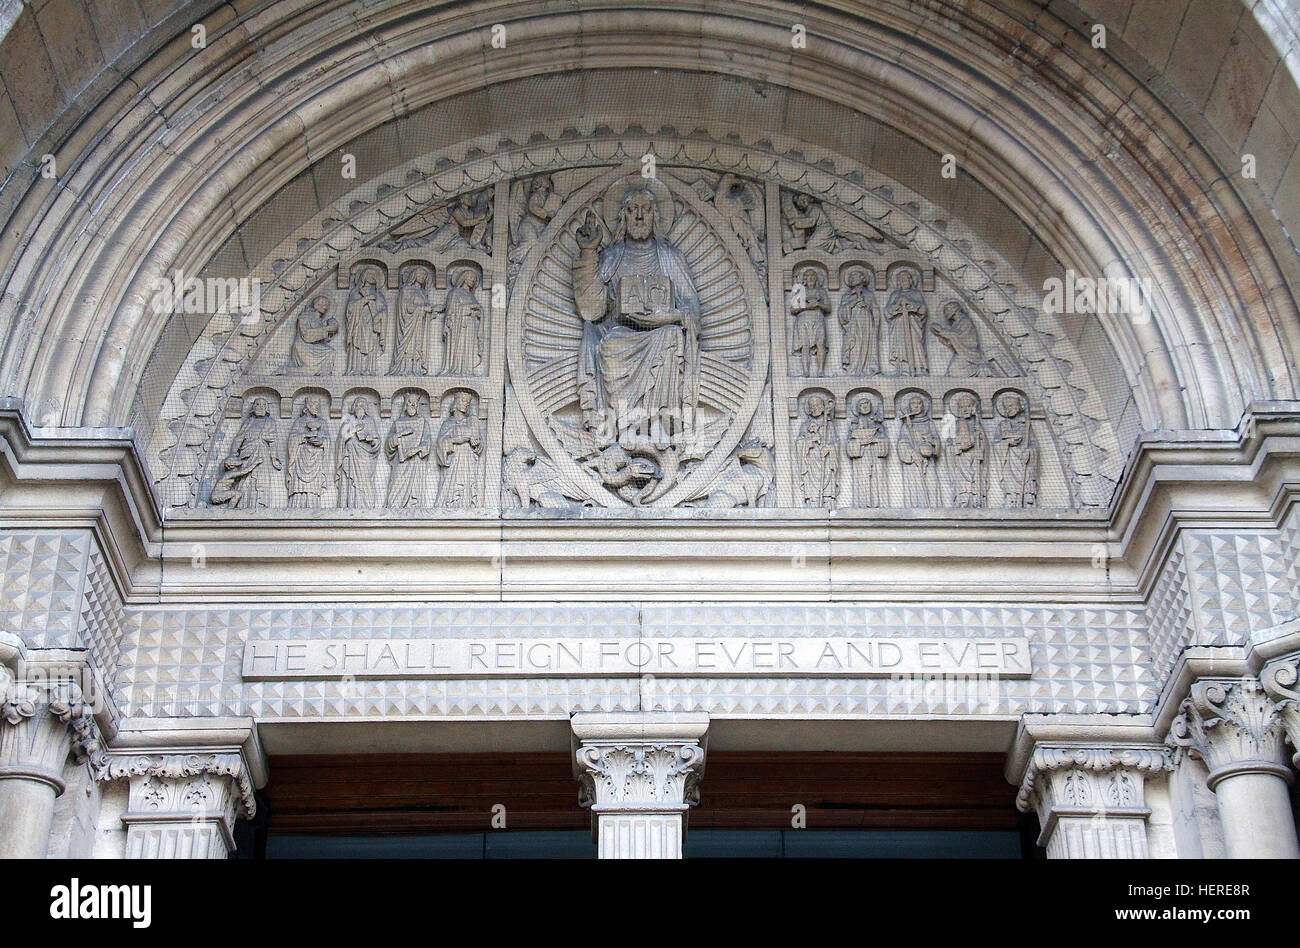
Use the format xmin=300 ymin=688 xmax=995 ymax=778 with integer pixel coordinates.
xmin=241 ymin=635 xmax=1032 ymax=680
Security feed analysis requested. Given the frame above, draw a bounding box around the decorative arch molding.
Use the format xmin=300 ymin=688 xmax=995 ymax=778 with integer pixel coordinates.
xmin=0 ymin=0 xmax=1293 ymax=449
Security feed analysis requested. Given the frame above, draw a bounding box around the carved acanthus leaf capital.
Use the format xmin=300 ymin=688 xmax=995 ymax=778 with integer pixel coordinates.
xmin=0 ymin=672 xmax=106 ymax=788
xmin=574 ymin=741 xmax=706 ymax=811
xmin=1261 ymin=654 xmax=1300 ymax=767
xmin=104 ymin=753 xmax=257 ymax=820
xmin=1167 ymin=678 xmax=1291 ymax=786
xmin=1016 ymin=744 xmax=1172 ymax=813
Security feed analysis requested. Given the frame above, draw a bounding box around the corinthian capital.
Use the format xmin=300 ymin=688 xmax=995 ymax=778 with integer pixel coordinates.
xmin=1260 ymin=654 xmax=1300 ymax=768
xmin=0 ymin=635 xmax=106 ymax=790
xmin=571 ymin=712 xmax=709 ymax=810
xmin=575 ymin=741 xmax=706 ymax=809
xmin=1168 ymin=678 xmax=1291 ymax=787
xmin=1015 ymin=744 xmax=1172 ymax=813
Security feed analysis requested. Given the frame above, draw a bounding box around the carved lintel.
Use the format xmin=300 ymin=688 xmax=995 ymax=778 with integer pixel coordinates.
xmin=1167 ymin=678 xmax=1292 ymax=788
xmin=1260 ymin=655 xmax=1300 ymax=768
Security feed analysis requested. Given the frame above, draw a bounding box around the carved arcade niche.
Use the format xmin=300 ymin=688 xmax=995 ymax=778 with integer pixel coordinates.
xmin=147 ymin=128 xmax=1121 ymax=515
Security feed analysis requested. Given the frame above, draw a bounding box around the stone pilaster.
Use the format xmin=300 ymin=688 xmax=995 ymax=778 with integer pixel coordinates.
xmin=571 ymin=712 xmax=708 ymax=859
xmin=1016 ymin=744 xmax=1172 ymax=858
xmin=100 ymin=718 xmax=266 ymax=859
xmin=0 ymin=633 xmax=107 ymax=858
xmin=1168 ymin=678 xmax=1300 ymax=859
xmin=106 ymin=754 xmax=255 ymax=858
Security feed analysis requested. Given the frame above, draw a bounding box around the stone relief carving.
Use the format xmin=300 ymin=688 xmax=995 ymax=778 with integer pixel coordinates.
xmin=510 ymin=169 xmax=763 ymax=508
xmin=846 ymin=393 xmax=889 ymax=508
xmin=384 ymin=392 xmax=435 ymax=508
xmin=696 ymin=172 xmax=766 ymax=278
xmin=336 ymin=395 xmax=381 ymax=509
xmin=148 ymin=126 xmax=1127 ymax=513
xmin=210 ymin=396 xmax=281 ymax=508
xmin=440 ymin=266 xmax=483 ymax=376
xmin=509 ymin=174 xmax=562 ymax=257
xmin=932 ymin=300 xmax=1002 ymax=377
xmin=286 ymin=296 xmax=339 ymax=375
xmin=791 ymin=265 xmax=831 ymax=377
xmin=994 ymin=392 xmax=1039 ymax=509
xmin=390 ymin=265 xmax=434 ymax=375
xmin=684 ymin=439 xmax=774 ymax=508
xmin=503 ymin=448 xmax=586 ymax=511
xmin=885 ymin=268 xmax=929 ymax=376
xmin=344 ymin=266 xmax=387 ymax=375
xmin=796 ymin=393 xmax=839 ymax=508
xmin=389 ymin=186 xmax=493 ymax=252
xmin=434 ymin=390 xmax=482 ymax=509
xmin=839 ymin=266 xmax=879 ymax=375
xmin=285 ymin=396 xmax=330 ymax=509
xmin=781 ymin=189 xmax=879 ymax=253
xmin=897 ymin=392 xmax=941 ymax=507
xmin=946 ymin=392 xmax=988 ymax=509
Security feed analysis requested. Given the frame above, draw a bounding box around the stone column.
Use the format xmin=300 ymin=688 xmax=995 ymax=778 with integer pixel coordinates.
xmin=102 ymin=719 xmax=266 ymax=859
xmin=0 ymin=634 xmax=106 ymax=859
xmin=1016 ymin=744 xmax=1171 ymax=858
xmin=571 ymin=711 xmax=708 ymax=859
xmin=1168 ymin=678 xmax=1300 ymax=859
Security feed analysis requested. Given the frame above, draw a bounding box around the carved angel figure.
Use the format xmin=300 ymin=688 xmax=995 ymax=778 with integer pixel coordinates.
xmin=509 ymin=174 xmax=563 ymax=250
xmin=781 ymin=191 xmax=837 ymax=253
xmin=713 ymin=173 xmax=765 ymax=273
xmin=391 ymin=189 xmax=493 ymax=252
